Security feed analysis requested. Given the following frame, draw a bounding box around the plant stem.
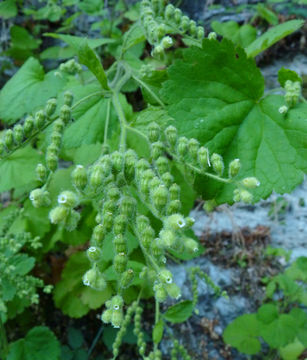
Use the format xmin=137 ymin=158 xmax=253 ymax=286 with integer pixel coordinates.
xmin=0 ymin=317 xmax=8 ymax=360
xmin=104 ymin=99 xmax=111 ymax=145
xmin=154 ymin=299 xmax=160 ymax=352
xmin=112 ymin=92 xmax=127 ymax=152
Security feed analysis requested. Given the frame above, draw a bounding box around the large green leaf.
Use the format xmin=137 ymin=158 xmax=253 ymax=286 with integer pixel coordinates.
xmin=0 ymin=146 xmax=41 ymax=192
xmin=53 ymin=252 xmax=112 ymax=318
xmin=223 ymin=314 xmax=261 ymax=355
xmin=0 ymin=57 xmax=66 ymax=124
xmin=161 ymin=39 xmax=307 ymax=203
xmin=7 ymin=326 xmax=60 ymax=360
xmin=245 ymin=20 xmax=304 ymax=57
xmin=163 ymin=300 xmax=193 ymax=323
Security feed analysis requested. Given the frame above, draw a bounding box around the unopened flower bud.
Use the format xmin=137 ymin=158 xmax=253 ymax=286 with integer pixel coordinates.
xmin=208 ymin=32 xmax=217 ymax=40
xmin=211 ymin=153 xmax=224 ymax=176
xmin=197 ymin=26 xmax=205 ymax=40
xmin=108 ymin=186 xmax=121 ymax=201
xmin=184 ymin=238 xmax=199 ymax=253
xmin=57 ymin=190 xmax=78 ymax=208
xmin=159 ymin=229 xmax=176 ymax=248
xmin=50 ymin=131 xmax=62 ymax=148
xmin=45 ymin=98 xmax=57 ymax=117
xmin=177 ymin=136 xmax=188 ymax=157
xmin=174 ymin=8 xmax=182 ymax=23
xmin=65 ymin=210 xmax=80 ymax=231
xmin=233 ymin=189 xmax=241 ymax=202
xmin=164 ymin=4 xmax=174 ymax=19
xmin=13 ymin=125 xmax=23 ymax=144
xmin=164 ymin=125 xmax=177 ymax=147
xmin=60 ymin=105 xmax=71 ymax=124
xmin=113 ymin=214 xmax=128 ymax=235
xmin=111 ymin=151 xmax=123 ymax=173
xmin=36 ymin=163 xmax=47 ymax=182
xmin=49 ymin=205 xmax=69 ymax=224
xmin=136 ymin=215 xmax=150 ymax=233
xmin=120 ymin=196 xmax=136 ymax=217
xmin=167 ymin=199 xmax=181 ymax=215
xmin=152 ymin=185 xmax=168 ymax=210
xmin=148 ymin=122 xmax=161 ymax=143
xmin=188 ymin=138 xmax=199 ymax=160
xmin=141 ymin=226 xmax=155 ymax=248
xmin=154 ymin=283 xmax=167 ymax=302
xmin=64 ymin=91 xmax=73 ymax=107
xmin=241 ymin=177 xmax=260 ymax=189
xmin=35 ymin=110 xmax=46 ymax=129
xmin=156 ymin=156 xmax=169 ymax=175
xmin=239 ymin=189 xmax=253 ymax=203
xmin=189 ymin=20 xmax=197 ymax=35
xmin=279 ymin=105 xmax=288 ymax=114
xmin=4 ymin=130 xmax=14 ymax=149
xmin=165 ymin=214 xmax=186 ymax=230
xmin=161 ymin=36 xmax=173 ymax=49
xmin=111 ymin=310 xmax=123 ymax=328
xmin=150 ymin=141 xmax=163 ymax=160
xmin=23 ymin=115 xmax=34 ymax=136
xmin=114 ymin=252 xmax=127 ymax=273
xmin=165 ymin=283 xmax=181 ymax=299
xmin=181 ymin=16 xmax=190 ymax=32
xmin=53 ymin=119 xmax=65 ymax=133
xmin=72 ymin=165 xmax=87 ymax=190
xmin=120 ymin=269 xmax=134 ymax=288
xmin=228 ymin=158 xmax=241 ymax=178
xmin=159 ymin=269 xmax=173 ymax=284
xmin=90 ymin=165 xmax=103 ymax=190
xmin=102 ymin=212 xmax=113 ymax=232
xmin=46 ymin=152 xmax=58 ymax=172
xmin=203 ymin=199 xmax=216 ymax=213
xmin=29 ymin=188 xmax=51 ymax=208
xmin=101 ymin=309 xmax=112 ymax=323
xmin=113 ymin=234 xmax=126 ymax=253
xmin=161 ymin=172 xmax=173 ymax=187
xmin=93 ymin=224 xmax=106 ymax=245
xmin=111 ymin=295 xmax=124 ymax=309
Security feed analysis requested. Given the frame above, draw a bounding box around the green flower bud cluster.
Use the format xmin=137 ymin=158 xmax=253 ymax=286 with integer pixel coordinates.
xmin=49 ymin=190 xmax=80 ymax=231
xmin=284 ymin=80 xmax=301 ymax=108
xmin=101 ymin=295 xmax=124 ymax=328
xmin=171 ymin=339 xmax=192 ymax=360
xmin=29 ymin=188 xmax=51 ymax=208
xmin=145 ymin=350 xmax=162 ymax=360
xmin=112 ymin=301 xmax=138 ymax=358
xmin=134 ymin=306 xmax=147 ymax=356
xmin=59 ymin=59 xmax=82 ymax=75
xmin=0 ymin=97 xmax=58 ymax=158
xmin=83 ymin=266 xmax=106 ymax=291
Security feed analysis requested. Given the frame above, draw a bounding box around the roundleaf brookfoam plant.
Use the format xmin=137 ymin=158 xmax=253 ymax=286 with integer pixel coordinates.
xmin=0 ymin=0 xmax=306 ymax=358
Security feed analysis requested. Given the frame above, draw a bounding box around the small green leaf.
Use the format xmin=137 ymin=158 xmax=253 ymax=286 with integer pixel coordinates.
xmin=256 ymin=4 xmax=279 ymax=25
xmin=67 ymin=327 xmax=83 ymax=350
xmin=279 ymin=338 xmax=305 ymax=360
xmin=10 ymin=26 xmax=41 ymax=50
xmin=78 ymin=40 xmax=109 ymax=90
xmin=246 ymin=20 xmax=304 ymax=57
xmin=223 ymin=314 xmax=261 ymax=355
xmin=0 ymin=146 xmax=41 ymax=192
xmin=257 ymin=304 xmax=279 ymax=324
xmin=0 ymin=57 xmax=66 ymax=124
xmin=153 ymin=320 xmax=164 ymax=344
xmin=163 ymin=300 xmax=193 ymax=323
xmin=7 ymin=326 xmax=60 ymax=360
xmin=278 ymin=67 xmax=302 ymax=87
xmin=0 ymin=0 xmax=17 ymax=19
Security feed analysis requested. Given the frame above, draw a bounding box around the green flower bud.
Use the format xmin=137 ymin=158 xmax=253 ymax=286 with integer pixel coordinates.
xmin=203 ymin=199 xmax=216 ymax=213
xmin=72 ymin=165 xmax=87 ymax=190
xmin=184 ymin=238 xmax=199 ymax=253
xmin=116 ymin=171 xmax=125 ymax=187
xmin=36 ymin=163 xmax=47 ymax=182
xmin=165 ymin=283 xmax=181 ymax=299
xmin=152 ymin=185 xmax=168 ymax=210
xmin=60 ymin=105 xmax=71 ymax=124
xmin=239 ymin=189 xmax=253 ymax=203
xmin=23 ymin=115 xmax=34 ymax=136
xmin=103 ymin=199 xmax=117 ymax=214
xmin=51 ymin=131 xmax=62 ymax=148
xmin=208 ymin=32 xmax=217 ymax=40
xmin=124 ymin=150 xmax=137 ymax=180
xmin=154 ymin=283 xmax=167 ymax=302
xmin=47 ymin=143 xmax=59 ymax=157
xmin=114 ymin=252 xmax=127 ymax=273
xmin=152 ymin=45 xmax=164 ymax=58
xmin=189 ymin=20 xmax=197 ymax=35
xmin=159 ymin=229 xmax=176 ymax=248
xmin=136 ymin=215 xmax=150 ymax=233
xmin=228 ymin=158 xmax=241 ymax=178
xmin=120 ymin=269 xmax=134 ymax=288
xmin=167 ymin=199 xmax=181 ymax=215
xmin=174 ymin=8 xmax=182 ymax=23
xmin=151 ymin=240 xmax=164 ymax=257
xmin=111 ymin=151 xmax=123 ymax=173
xmin=100 ymin=155 xmax=112 ymax=177
xmin=53 ymin=119 xmax=65 ymax=133
xmin=155 ymin=156 xmax=169 ymax=175
xmin=49 ymin=205 xmax=69 ymax=224
xmin=113 ymin=234 xmax=126 ymax=253
xmin=64 ymin=91 xmax=73 ymax=107
xmin=113 ymin=214 xmax=128 ymax=235
xmin=161 ymin=36 xmax=173 ymax=49
xmin=107 ymin=186 xmax=121 ymax=201
xmin=46 ymin=152 xmax=58 ymax=172
xmin=159 ymin=269 xmax=173 ymax=284
xmin=93 ymin=224 xmax=106 ymax=244
xmin=35 ymin=110 xmax=46 ymax=129
xmin=87 ymin=246 xmax=101 ymax=262
xmin=90 ymin=165 xmax=103 ymax=189
xmin=112 ymin=295 xmax=124 ymax=309
xmin=211 ymin=153 xmax=224 ymax=176
xmin=165 ymin=4 xmax=175 ymax=19
xmin=45 ymin=98 xmax=57 ymax=117
xmin=180 ymin=16 xmax=190 ymax=32
xmin=241 ymin=177 xmax=260 ymax=189
xmin=120 ymin=196 xmax=136 ymax=217
xmin=198 ymin=147 xmax=209 ymax=169
xmin=169 ymin=183 xmax=180 ymax=200
xmin=279 ymin=105 xmax=288 ymax=114
xmin=4 ymin=130 xmax=14 ymax=149
xmin=233 ymin=189 xmax=241 ymax=202
xmin=29 ymin=188 xmax=51 ymax=208
xmin=83 ymin=268 xmax=106 ymax=291
xmin=112 ymin=310 xmax=123 ymax=328
xmin=103 ymin=212 xmax=113 ymax=232
xmin=101 ymin=309 xmax=112 ymax=323
xmin=136 ymin=159 xmax=150 ymax=174
xmin=148 ymin=122 xmax=161 ymax=142
xmin=176 ymin=136 xmax=188 ymax=157
xmin=151 ymin=141 xmax=164 ymax=160
xmin=141 ymin=226 xmax=155 ymax=248
xmin=165 ymin=214 xmax=186 ymax=230
xmin=165 ymin=125 xmax=177 ymax=147
xmin=65 ymin=209 xmax=80 ymax=231
xmin=13 ymin=125 xmax=23 ymax=144
xmin=58 ymin=191 xmax=78 ymax=208
xmin=188 ymin=138 xmax=199 ymax=160
xmin=161 ymin=172 xmax=174 ymax=187
xmin=197 ymin=26 xmax=205 ymax=40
